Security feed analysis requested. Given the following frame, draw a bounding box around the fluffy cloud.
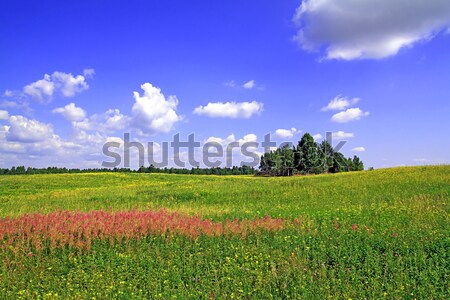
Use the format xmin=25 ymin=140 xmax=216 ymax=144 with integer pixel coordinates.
xmin=352 ymin=147 xmax=366 ymax=152
xmin=312 ymin=133 xmax=323 ymax=141
xmin=73 ymin=108 xmax=128 ymax=133
xmin=205 ymin=134 xmax=237 ymax=146
xmin=293 ymin=0 xmax=450 ymax=60
xmin=0 ymin=110 xmax=9 ymax=120
xmin=0 ymin=126 xmax=26 ymax=154
xmin=6 ymin=115 xmax=54 ymax=143
xmin=274 ymin=128 xmax=298 ymax=139
xmin=23 ymin=70 xmax=92 ymax=102
xmin=243 ymin=80 xmax=255 ymax=89
xmin=131 ymin=83 xmax=181 ymax=135
xmin=23 ymin=74 xmax=55 ymax=101
xmin=51 ymin=71 xmax=89 ymax=97
xmin=331 ymin=108 xmax=369 ymax=123
xmin=193 ymin=101 xmax=263 ymax=118
xmin=321 ymin=96 xmax=360 ymax=111
xmin=203 ymin=133 xmax=260 ymax=167
xmin=0 ymin=99 xmax=33 ymax=115
xmin=332 ymin=131 xmax=354 ymax=140
xmin=52 ymin=103 xmax=87 ymax=122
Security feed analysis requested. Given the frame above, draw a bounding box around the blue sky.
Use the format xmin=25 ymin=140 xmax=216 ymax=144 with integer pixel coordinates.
xmin=1 ymin=0 xmax=449 ymax=169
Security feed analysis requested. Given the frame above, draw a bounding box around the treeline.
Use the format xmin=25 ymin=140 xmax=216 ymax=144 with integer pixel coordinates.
xmin=259 ymin=133 xmax=364 ymax=176
xmin=137 ymin=165 xmax=256 ymax=175
xmin=0 ymin=165 xmax=257 ymax=176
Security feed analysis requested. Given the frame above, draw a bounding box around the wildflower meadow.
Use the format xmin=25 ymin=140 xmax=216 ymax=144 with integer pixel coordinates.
xmin=0 ymin=166 xmax=449 ymax=299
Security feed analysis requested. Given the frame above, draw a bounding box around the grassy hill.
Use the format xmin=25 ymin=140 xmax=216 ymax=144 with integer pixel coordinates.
xmin=0 ymin=166 xmax=449 ymax=299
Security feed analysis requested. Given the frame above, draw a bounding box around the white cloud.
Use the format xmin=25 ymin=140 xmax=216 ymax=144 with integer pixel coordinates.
xmin=239 ymin=133 xmax=258 ymax=144
xmin=293 ymin=0 xmax=450 ymax=60
xmin=23 ymin=74 xmax=55 ymax=101
xmin=331 ymin=108 xmax=369 ymax=123
xmin=6 ymin=115 xmax=54 ymax=143
xmin=131 ymin=83 xmax=181 ymax=135
xmin=312 ymin=133 xmax=323 ymax=141
xmin=53 ymin=103 xmax=87 ymax=122
xmin=83 ymin=68 xmax=95 ymax=78
xmin=206 ymin=134 xmax=236 ymax=146
xmin=203 ymin=133 xmax=260 ymax=167
xmin=243 ymin=80 xmax=256 ymax=89
xmin=321 ymin=95 xmax=360 ymax=111
xmin=0 ymin=126 xmax=26 ymax=154
xmin=193 ymin=101 xmax=263 ymax=118
xmin=352 ymin=147 xmax=366 ymax=152
xmin=0 ymin=99 xmax=33 ymax=115
xmin=332 ymin=131 xmax=354 ymax=140
xmin=23 ymin=71 xmax=91 ymax=102
xmin=72 ymin=108 xmax=128 ymax=133
xmin=0 ymin=110 xmax=9 ymax=120
xmin=274 ymin=128 xmax=298 ymax=139
xmin=51 ymin=71 xmax=89 ymax=97
xmin=205 ymin=133 xmax=258 ymax=147
xmin=3 ymin=90 xmax=13 ymax=97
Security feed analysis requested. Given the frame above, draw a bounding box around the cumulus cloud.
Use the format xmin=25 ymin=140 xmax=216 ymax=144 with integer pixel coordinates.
xmin=23 ymin=74 xmax=55 ymax=101
xmin=321 ymin=95 xmax=360 ymax=111
xmin=73 ymin=108 xmax=128 ymax=133
xmin=205 ymin=134 xmax=237 ymax=146
xmin=0 ymin=110 xmax=9 ymax=120
xmin=203 ymin=133 xmax=260 ymax=167
xmin=51 ymin=71 xmax=89 ymax=97
xmin=331 ymin=108 xmax=369 ymax=123
xmin=52 ymin=103 xmax=87 ymax=122
xmin=131 ymin=83 xmax=181 ymax=135
xmin=23 ymin=70 xmax=92 ymax=102
xmin=205 ymin=133 xmax=258 ymax=148
xmin=352 ymin=147 xmax=366 ymax=152
xmin=332 ymin=131 xmax=354 ymax=140
xmin=6 ymin=115 xmax=54 ymax=143
xmin=193 ymin=101 xmax=263 ymax=118
xmin=312 ymin=133 xmax=323 ymax=141
xmin=0 ymin=126 xmax=26 ymax=154
xmin=293 ymin=0 xmax=450 ymax=60
xmin=243 ymin=80 xmax=256 ymax=89
xmin=274 ymin=128 xmax=299 ymax=139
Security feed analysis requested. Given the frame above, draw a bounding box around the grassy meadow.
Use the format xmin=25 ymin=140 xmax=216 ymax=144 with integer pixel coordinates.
xmin=0 ymin=166 xmax=449 ymax=299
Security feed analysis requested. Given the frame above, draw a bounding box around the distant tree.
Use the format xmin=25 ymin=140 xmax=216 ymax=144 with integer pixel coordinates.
xmin=318 ymin=140 xmax=334 ymax=173
xmin=296 ymin=133 xmax=320 ymax=174
xmin=352 ymin=155 xmax=364 ymax=171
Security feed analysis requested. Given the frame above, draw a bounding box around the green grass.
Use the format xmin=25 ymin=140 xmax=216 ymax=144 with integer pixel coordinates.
xmin=1 ymin=166 xmax=449 ymax=299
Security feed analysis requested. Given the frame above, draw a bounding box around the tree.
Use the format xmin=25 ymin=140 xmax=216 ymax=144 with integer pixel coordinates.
xmin=296 ymin=133 xmax=320 ymax=174
xmin=352 ymin=155 xmax=364 ymax=171
xmin=318 ymin=140 xmax=334 ymax=173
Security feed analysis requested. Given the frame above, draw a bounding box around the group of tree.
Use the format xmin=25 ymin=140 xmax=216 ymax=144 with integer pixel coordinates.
xmin=0 ymin=165 xmax=257 ymax=176
xmin=258 ymin=133 xmax=364 ymax=176
xmin=137 ymin=165 xmax=256 ymax=175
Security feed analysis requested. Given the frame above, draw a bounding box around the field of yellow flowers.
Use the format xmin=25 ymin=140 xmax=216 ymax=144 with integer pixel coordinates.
xmin=0 ymin=166 xmax=449 ymax=299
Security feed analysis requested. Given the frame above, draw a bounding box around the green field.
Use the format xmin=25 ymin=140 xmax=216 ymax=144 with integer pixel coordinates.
xmin=1 ymin=166 xmax=449 ymax=299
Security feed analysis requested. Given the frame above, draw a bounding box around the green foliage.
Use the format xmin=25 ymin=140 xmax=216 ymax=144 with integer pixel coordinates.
xmin=0 ymin=165 xmax=257 ymax=176
xmin=260 ymin=133 xmax=364 ymax=176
